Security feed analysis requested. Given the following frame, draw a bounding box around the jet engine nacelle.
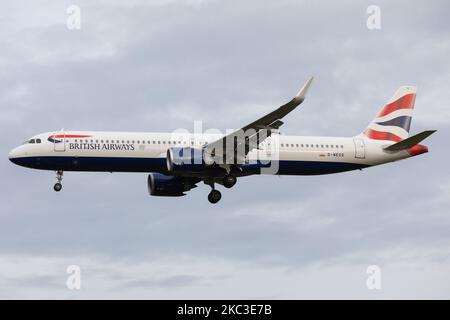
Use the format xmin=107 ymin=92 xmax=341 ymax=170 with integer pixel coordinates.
xmin=166 ymin=147 xmax=213 ymax=173
xmin=147 ymin=173 xmax=192 ymax=197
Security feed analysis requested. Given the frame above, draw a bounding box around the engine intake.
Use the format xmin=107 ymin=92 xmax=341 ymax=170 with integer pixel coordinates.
xmin=167 ymin=147 xmax=211 ymax=173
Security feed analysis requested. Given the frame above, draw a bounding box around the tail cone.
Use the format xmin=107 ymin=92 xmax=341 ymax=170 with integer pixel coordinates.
xmin=408 ymin=144 xmax=428 ymax=156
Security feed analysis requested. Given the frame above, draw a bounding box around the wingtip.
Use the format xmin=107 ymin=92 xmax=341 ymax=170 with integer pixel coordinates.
xmin=295 ymin=76 xmax=314 ymax=100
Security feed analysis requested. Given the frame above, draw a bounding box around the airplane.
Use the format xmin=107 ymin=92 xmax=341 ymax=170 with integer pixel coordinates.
xmin=8 ymin=77 xmax=435 ymax=203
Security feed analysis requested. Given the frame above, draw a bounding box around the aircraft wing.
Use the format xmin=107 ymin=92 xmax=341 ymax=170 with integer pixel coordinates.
xmin=204 ymin=76 xmax=314 ymax=162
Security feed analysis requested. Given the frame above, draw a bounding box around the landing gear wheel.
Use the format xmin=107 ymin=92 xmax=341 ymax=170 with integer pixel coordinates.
xmin=208 ymin=189 xmax=222 ymax=204
xmin=54 ymin=170 xmax=63 ymax=192
xmin=223 ymin=175 xmax=237 ymax=189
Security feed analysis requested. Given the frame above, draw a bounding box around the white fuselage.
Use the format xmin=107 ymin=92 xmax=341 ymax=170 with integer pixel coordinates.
xmin=8 ymin=131 xmax=412 ymax=176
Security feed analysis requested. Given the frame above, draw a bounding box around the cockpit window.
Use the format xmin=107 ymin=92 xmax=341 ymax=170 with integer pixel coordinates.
xmin=23 ymin=139 xmax=40 ymax=144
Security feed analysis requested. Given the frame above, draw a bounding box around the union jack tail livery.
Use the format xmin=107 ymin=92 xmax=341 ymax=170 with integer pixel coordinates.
xmin=363 ymin=86 xmax=416 ymax=142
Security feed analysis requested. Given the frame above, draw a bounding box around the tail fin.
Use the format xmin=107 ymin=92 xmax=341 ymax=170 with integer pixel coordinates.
xmin=362 ymin=86 xmax=416 ymax=142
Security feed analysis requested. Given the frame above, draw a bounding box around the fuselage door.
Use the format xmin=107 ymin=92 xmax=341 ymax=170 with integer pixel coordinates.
xmin=53 ymin=131 xmax=66 ymax=152
xmin=353 ymin=138 xmax=365 ymax=159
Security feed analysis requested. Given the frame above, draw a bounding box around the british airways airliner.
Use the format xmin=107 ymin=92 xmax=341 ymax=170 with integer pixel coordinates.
xmin=8 ymin=77 xmax=435 ymax=203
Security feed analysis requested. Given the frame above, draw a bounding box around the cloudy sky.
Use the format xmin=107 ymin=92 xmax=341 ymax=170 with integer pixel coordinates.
xmin=1 ymin=0 xmax=449 ymax=299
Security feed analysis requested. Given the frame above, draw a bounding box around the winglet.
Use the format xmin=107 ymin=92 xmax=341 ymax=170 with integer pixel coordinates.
xmin=295 ymin=76 xmax=314 ymax=102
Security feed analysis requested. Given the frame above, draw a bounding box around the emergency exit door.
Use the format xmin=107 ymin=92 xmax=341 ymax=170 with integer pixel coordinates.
xmin=53 ymin=132 xmax=66 ymax=152
xmin=353 ymin=138 xmax=365 ymax=159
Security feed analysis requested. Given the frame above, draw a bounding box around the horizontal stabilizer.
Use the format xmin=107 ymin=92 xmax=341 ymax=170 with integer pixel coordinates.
xmin=383 ymin=130 xmax=436 ymax=151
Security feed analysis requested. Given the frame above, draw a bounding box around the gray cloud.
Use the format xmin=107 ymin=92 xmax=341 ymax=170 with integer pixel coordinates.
xmin=120 ymin=275 xmax=204 ymax=289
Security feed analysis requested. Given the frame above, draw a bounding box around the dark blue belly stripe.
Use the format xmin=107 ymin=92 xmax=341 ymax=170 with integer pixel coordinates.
xmin=10 ymin=156 xmax=369 ymax=175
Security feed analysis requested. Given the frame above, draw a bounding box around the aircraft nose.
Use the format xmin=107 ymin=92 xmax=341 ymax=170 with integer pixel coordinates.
xmin=8 ymin=147 xmax=20 ymax=163
xmin=8 ymin=146 xmax=32 ymax=168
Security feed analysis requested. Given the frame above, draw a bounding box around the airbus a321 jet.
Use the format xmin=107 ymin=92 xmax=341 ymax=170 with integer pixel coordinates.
xmin=8 ymin=77 xmax=435 ymax=203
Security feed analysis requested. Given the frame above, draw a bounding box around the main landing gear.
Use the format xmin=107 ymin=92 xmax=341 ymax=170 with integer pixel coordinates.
xmin=53 ymin=170 xmax=63 ymax=192
xmin=205 ymin=179 xmax=222 ymax=204
xmin=222 ymin=174 xmax=237 ymax=189
xmin=205 ymin=174 xmax=237 ymax=204
xmin=208 ymin=189 xmax=222 ymax=204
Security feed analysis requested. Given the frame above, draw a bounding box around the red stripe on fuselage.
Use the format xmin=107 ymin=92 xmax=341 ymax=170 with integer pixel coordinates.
xmin=377 ymin=93 xmax=415 ymax=117
xmin=50 ymin=134 xmax=92 ymax=139
xmin=364 ymin=129 xmax=402 ymax=142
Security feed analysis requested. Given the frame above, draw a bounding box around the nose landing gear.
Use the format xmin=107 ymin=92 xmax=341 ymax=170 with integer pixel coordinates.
xmin=54 ymin=170 xmax=63 ymax=192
